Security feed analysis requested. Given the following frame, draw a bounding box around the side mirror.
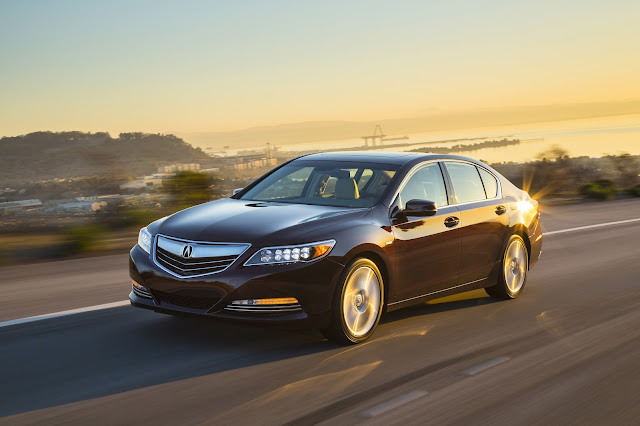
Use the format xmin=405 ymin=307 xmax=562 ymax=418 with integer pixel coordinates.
xmin=232 ymin=188 xmax=244 ymax=196
xmin=404 ymin=199 xmax=437 ymax=216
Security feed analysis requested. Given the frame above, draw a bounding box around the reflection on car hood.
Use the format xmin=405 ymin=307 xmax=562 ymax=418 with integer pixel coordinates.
xmin=152 ymin=198 xmax=369 ymax=244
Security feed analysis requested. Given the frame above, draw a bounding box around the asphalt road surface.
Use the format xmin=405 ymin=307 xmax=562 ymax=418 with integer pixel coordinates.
xmin=1 ymin=198 xmax=639 ymax=425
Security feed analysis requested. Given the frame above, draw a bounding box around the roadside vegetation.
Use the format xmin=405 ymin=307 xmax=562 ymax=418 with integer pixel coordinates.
xmin=0 ymin=149 xmax=638 ymax=265
xmin=491 ymin=148 xmax=639 ymax=201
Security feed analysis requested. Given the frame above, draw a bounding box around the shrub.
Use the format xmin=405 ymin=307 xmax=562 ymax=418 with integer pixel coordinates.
xmin=60 ymin=223 xmax=108 ymax=254
xmin=580 ymin=180 xmax=617 ymax=201
xmin=628 ymin=183 xmax=640 ymax=197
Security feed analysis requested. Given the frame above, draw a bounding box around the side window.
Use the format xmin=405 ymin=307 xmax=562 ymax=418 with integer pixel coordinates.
xmin=445 ymin=162 xmax=487 ymax=203
xmin=399 ymin=163 xmax=448 ymax=208
xmin=357 ymin=169 xmax=373 ymax=191
xmin=478 ymin=168 xmax=498 ymax=198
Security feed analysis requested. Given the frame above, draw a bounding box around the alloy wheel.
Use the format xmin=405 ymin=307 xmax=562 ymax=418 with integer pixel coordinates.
xmin=503 ymin=238 xmax=527 ymax=294
xmin=342 ymin=266 xmax=382 ymax=338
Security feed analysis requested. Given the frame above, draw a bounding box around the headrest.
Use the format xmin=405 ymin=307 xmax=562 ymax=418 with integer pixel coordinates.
xmin=335 ymin=177 xmax=360 ymax=200
xmin=331 ymin=169 xmax=350 ymax=179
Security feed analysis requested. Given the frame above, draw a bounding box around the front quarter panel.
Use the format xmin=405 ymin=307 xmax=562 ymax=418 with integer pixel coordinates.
xmin=297 ymin=205 xmax=396 ymax=300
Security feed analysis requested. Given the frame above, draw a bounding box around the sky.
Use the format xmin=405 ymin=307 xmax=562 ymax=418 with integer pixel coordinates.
xmin=0 ymin=0 xmax=639 ymax=138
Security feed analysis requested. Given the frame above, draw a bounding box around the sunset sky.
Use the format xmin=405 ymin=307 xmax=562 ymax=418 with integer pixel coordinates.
xmin=1 ymin=0 xmax=639 ymax=138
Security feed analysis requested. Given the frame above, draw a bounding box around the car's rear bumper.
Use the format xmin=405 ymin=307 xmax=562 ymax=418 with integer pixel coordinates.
xmin=128 ymin=244 xmax=344 ymax=329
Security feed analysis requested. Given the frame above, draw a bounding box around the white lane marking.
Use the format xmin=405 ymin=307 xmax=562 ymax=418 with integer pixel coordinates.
xmin=0 ymin=300 xmax=130 ymax=328
xmin=461 ymin=356 xmax=510 ymax=376
xmin=545 ymin=217 xmax=640 ymax=236
xmin=361 ymin=390 xmax=428 ymax=418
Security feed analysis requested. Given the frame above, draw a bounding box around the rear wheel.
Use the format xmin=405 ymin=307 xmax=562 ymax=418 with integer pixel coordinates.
xmin=323 ymin=258 xmax=384 ymax=344
xmin=486 ymin=234 xmax=528 ymax=300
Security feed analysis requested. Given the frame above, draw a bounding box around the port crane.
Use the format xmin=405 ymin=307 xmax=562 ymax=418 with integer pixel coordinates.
xmin=361 ymin=125 xmax=408 ymax=147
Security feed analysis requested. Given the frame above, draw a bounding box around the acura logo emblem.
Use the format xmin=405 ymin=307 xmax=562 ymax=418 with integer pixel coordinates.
xmin=182 ymin=245 xmax=193 ymax=258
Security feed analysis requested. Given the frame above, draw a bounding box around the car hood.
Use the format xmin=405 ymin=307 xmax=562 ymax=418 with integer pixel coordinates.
xmin=151 ymin=198 xmax=369 ymax=244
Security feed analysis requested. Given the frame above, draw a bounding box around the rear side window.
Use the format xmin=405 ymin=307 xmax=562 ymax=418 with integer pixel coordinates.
xmin=445 ymin=162 xmax=487 ymax=203
xmin=478 ymin=168 xmax=498 ymax=198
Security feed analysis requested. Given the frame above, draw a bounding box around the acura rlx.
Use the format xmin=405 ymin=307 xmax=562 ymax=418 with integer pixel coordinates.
xmin=129 ymin=152 xmax=542 ymax=343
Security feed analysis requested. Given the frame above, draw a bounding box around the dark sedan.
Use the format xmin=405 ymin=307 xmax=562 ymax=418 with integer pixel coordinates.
xmin=129 ymin=152 xmax=542 ymax=343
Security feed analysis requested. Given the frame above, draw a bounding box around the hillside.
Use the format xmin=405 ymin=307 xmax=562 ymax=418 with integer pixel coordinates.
xmin=0 ymin=132 xmax=212 ymax=185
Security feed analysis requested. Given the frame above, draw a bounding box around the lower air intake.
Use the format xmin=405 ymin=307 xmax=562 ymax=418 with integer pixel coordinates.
xmin=153 ymin=290 xmax=220 ymax=310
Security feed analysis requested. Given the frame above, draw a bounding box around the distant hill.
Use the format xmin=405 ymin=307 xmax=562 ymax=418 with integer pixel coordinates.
xmin=0 ymin=131 xmax=212 ymax=185
xmin=181 ymin=99 xmax=640 ymax=150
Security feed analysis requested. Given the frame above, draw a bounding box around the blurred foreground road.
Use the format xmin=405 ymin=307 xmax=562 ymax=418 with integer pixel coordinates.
xmin=1 ymin=198 xmax=639 ymax=424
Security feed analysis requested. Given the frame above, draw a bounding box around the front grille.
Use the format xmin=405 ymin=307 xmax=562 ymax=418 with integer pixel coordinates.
xmin=224 ymin=303 xmax=303 ymax=315
xmin=156 ymin=247 xmax=238 ymax=276
xmin=153 ymin=290 xmax=220 ymax=310
xmin=153 ymin=235 xmax=250 ymax=277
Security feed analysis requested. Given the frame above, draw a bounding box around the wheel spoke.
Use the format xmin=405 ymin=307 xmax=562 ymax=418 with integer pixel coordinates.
xmin=503 ymin=239 xmax=527 ymax=294
xmin=342 ymin=266 xmax=381 ymax=337
xmin=513 ymin=244 xmax=522 ymax=261
xmin=364 ymin=271 xmax=376 ymax=297
xmin=352 ymin=310 xmax=361 ymax=334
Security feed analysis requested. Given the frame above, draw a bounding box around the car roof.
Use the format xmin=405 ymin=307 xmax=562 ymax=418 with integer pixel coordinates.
xmin=296 ymin=151 xmax=484 ymax=166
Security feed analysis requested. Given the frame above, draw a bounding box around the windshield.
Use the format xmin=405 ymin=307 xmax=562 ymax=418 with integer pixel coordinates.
xmin=240 ymin=160 xmax=399 ymax=208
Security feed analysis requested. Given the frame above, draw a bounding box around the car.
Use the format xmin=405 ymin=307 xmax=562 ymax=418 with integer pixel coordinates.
xmin=129 ymin=152 xmax=542 ymax=343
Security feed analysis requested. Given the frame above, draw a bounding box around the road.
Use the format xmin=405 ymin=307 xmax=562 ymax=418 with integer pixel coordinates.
xmin=1 ymin=198 xmax=639 ymax=424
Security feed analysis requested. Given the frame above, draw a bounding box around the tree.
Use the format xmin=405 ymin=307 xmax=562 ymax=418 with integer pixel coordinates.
xmin=164 ymin=171 xmax=221 ymax=209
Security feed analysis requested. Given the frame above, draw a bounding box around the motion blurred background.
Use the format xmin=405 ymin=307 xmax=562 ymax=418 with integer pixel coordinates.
xmin=1 ymin=0 xmax=639 ymax=265
xmin=2 ymin=1 xmax=640 ymax=424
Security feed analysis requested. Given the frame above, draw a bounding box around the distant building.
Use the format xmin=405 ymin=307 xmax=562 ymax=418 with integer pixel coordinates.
xmin=0 ymin=199 xmax=43 ymax=215
xmin=199 ymin=167 xmax=220 ymax=173
xmin=120 ymin=177 xmax=164 ymax=191
xmin=233 ymin=158 xmax=278 ymax=170
xmin=75 ymin=194 xmax=127 ymax=202
xmin=157 ymin=163 xmax=201 ymax=173
xmin=45 ymin=201 xmax=96 ymax=214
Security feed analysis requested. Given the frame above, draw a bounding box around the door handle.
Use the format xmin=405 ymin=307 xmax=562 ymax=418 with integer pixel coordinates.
xmin=495 ymin=205 xmax=507 ymax=215
xmin=444 ymin=216 xmax=460 ymax=228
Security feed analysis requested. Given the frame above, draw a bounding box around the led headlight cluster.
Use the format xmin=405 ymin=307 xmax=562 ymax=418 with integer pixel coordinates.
xmin=245 ymin=240 xmax=336 ymax=266
xmin=138 ymin=227 xmax=152 ymax=254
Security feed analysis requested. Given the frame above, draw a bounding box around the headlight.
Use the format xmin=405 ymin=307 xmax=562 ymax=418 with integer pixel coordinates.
xmin=137 ymin=227 xmax=153 ymax=254
xmin=244 ymin=240 xmax=336 ymax=266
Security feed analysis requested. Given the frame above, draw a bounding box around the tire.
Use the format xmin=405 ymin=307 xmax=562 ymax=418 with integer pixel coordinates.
xmin=485 ymin=234 xmax=529 ymax=300
xmin=323 ymin=258 xmax=384 ymax=344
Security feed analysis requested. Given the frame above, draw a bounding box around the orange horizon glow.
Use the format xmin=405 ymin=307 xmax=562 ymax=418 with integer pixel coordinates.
xmin=1 ymin=1 xmax=639 ymax=140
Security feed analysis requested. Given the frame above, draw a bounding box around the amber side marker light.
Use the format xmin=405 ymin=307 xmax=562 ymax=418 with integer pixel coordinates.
xmin=231 ymin=298 xmax=299 ymax=306
xmin=132 ymin=279 xmax=145 ymax=289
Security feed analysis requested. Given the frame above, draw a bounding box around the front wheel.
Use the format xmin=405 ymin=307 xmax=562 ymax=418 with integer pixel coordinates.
xmin=323 ymin=258 xmax=384 ymax=344
xmin=486 ymin=234 xmax=529 ymax=300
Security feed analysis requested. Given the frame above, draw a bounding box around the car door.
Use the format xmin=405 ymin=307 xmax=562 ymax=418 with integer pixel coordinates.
xmin=391 ymin=162 xmax=461 ymax=301
xmin=443 ymin=161 xmax=510 ymax=285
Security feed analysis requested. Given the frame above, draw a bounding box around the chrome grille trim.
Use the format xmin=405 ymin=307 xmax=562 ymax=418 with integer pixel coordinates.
xmin=153 ymin=234 xmax=250 ymax=278
xmin=132 ymin=284 xmax=152 ymax=299
xmin=155 ymin=251 xmax=234 ymax=267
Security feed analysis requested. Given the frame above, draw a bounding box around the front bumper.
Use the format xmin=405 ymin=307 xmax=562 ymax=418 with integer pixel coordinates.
xmin=128 ymin=244 xmax=344 ymax=329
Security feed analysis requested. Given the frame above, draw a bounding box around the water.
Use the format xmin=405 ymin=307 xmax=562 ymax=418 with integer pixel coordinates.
xmin=222 ymin=114 xmax=640 ymax=163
